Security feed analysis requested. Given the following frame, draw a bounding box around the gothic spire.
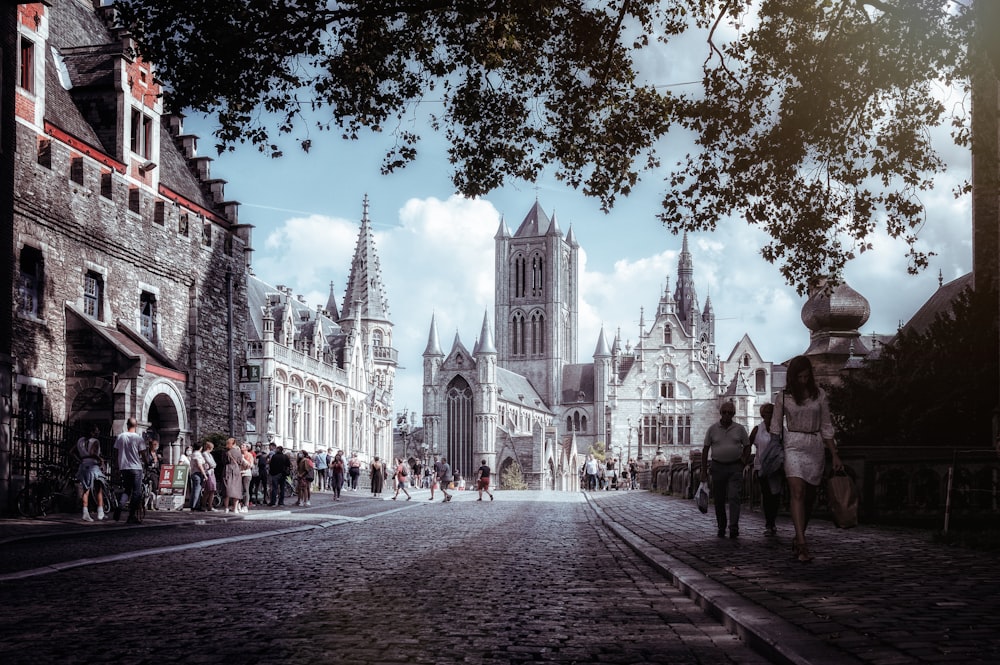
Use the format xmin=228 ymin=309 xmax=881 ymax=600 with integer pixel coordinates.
xmin=325 ymin=281 xmax=340 ymax=320
xmin=424 ymin=312 xmax=443 ymax=357
xmin=340 ymin=194 xmax=391 ymax=324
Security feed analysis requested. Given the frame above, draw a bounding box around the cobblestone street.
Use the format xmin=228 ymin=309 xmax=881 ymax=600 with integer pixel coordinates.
xmin=0 ymin=492 xmax=767 ymax=664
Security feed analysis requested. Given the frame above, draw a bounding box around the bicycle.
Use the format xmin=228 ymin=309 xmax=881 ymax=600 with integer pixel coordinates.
xmin=110 ymin=472 xmax=149 ymax=524
xmin=16 ymin=464 xmax=78 ymax=518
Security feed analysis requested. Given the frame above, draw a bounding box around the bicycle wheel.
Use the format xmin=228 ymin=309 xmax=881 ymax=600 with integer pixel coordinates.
xmin=16 ymin=486 xmax=39 ymax=518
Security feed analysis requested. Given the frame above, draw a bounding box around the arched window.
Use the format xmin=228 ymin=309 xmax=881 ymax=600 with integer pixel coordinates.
xmin=511 ymin=312 xmax=525 ymax=356
xmin=580 ymin=415 xmax=587 ymax=432
xmin=372 ymin=329 xmax=383 ymax=346
xmin=742 ymin=353 xmax=751 ymax=367
xmin=531 ymin=253 xmax=544 ymax=296
xmin=573 ymin=411 xmax=580 ymax=431
xmin=512 ymin=255 xmax=526 ymax=298
xmin=531 ymin=311 xmax=545 ymax=355
xmin=566 ymin=416 xmax=573 ymax=432
xmin=755 ymin=369 xmax=767 ymax=393
xmin=663 ymin=325 xmax=672 ymax=344
xmin=446 ymin=376 xmax=474 ymax=477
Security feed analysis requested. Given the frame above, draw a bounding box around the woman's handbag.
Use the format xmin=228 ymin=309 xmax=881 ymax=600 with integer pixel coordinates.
xmin=695 ymin=481 xmax=710 ymax=514
xmin=759 ymin=430 xmax=785 ymax=478
xmin=826 ymin=470 xmax=859 ymax=528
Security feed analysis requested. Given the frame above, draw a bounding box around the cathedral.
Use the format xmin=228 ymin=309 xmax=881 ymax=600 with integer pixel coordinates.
xmin=422 ymin=202 xmax=775 ymax=490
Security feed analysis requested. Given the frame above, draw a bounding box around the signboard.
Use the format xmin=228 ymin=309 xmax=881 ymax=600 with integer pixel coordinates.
xmin=156 ymin=464 xmax=189 ymax=511
xmin=239 ymin=364 xmax=261 ymax=392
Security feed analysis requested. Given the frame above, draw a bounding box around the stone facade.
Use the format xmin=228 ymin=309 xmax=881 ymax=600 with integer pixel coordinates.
xmin=244 ymin=197 xmax=396 ymax=464
xmin=11 ymin=1 xmax=250 ymax=464
xmin=423 ymin=201 xmax=776 ymax=490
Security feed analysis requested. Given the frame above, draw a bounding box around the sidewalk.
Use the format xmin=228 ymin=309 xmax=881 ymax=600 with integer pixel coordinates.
xmin=587 ymin=490 xmax=1000 ymax=665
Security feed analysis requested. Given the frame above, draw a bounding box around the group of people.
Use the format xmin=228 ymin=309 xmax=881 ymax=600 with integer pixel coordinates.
xmin=73 ymin=416 xmax=150 ymax=524
xmin=702 ymin=355 xmax=842 ymax=562
xmin=581 ymin=455 xmax=637 ymax=491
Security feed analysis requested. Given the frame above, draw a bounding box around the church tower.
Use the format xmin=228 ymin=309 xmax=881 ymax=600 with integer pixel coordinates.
xmin=494 ymin=201 xmax=579 ymax=407
xmin=339 ymin=194 xmax=396 ymax=399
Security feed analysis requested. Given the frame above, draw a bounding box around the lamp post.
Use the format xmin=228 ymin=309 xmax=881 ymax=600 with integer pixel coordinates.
xmin=657 ymin=401 xmax=663 ymax=451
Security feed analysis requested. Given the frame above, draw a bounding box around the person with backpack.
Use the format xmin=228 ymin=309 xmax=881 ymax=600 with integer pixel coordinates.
xmin=391 ymin=457 xmax=412 ymax=501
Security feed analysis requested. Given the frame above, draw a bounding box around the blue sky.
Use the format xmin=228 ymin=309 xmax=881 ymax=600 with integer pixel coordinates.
xmin=181 ymin=20 xmax=973 ymax=419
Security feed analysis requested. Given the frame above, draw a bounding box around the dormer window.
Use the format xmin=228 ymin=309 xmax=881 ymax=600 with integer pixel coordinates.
xmin=130 ymin=108 xmax=154 ymax=159
xmin=663 ymin=325 xmax=672 ymax=344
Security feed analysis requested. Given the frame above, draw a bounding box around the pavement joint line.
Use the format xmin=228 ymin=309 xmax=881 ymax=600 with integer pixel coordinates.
xmin=585 ymin=494 xmax=861 ymax=665
xmin=0 ymin=508 xmax=394 ymax=582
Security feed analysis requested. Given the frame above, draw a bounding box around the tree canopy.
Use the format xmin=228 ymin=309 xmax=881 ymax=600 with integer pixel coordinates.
xmin=117 ymin=0 xmax=982 ymax=292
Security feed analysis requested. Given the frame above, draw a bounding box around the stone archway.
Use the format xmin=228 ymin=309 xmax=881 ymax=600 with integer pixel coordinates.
xmin=141 ymin=379 xmax=187 ymax=464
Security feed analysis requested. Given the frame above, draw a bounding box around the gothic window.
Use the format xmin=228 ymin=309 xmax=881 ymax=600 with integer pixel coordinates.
xmin=566 ymin=415 xmax=572 ymax=432
xmin=372 ymin=329 xmax=383 ymax=346
xmin=743 ymin=353 xmax=751 ymax=367
xmin=84 ymin=271 xmax=103 ymax=321
xmin=663 ymin=325 xmax=672 ymax=344
xmin=755 ymin=369 xmax=767 ymax=392
xmin=659 ymin=382 xmax=675 ymax=399
xmin=511 ymin=312 xmax=525 ymax=356
xmin=531 ymin=311 xmax=545 ymax=355
xmin=140 ymin=291 xmax=157 ymax=342
xmin=130 ymin=108 xmax=154 ymax=159
xmin=581 ymin=414 xmax=588 ymax=432
xmin=512 ymin=255 xmax=526 ymax=298
xmin=19 ymin=36 xmax=34 ymax=93
xmin=531 ymin=253 xmax=544 ymax=296
xmin=18 ymin=246 xmax=43 ymax=318
xmin=446 ymin=376 xmax=474 ymax=480
xmin=573 ymin=411 xmax=580 ymax=431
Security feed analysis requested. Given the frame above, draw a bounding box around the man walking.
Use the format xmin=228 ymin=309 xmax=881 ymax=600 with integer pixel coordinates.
xmin=268 ymin=445 xmax=291 ymax=506
xmin=113 ymin=417 xmax=148 ymax=524
xmin=701 ymin=401 xmax=751 ymax=539
xmin=476 ymin=459 xmax=494 ymax=501
xmin=437 ymin=457 xmax=453 ymax=502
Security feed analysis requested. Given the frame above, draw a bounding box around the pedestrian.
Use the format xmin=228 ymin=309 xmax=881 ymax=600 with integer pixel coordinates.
xmin=348 ymin=452 xmax=362 ymax=491
xmin=430 ymin=457 xmax=442 ymax=500
xmin=391 ymin=457 xmax=412 ymax=500
xmin=330 ymin=452 xmax=345 ymax=500
xmin=700 ymin=401 xmax=750 ymax=539
xmin=437 ymin=456 xmax=453 ymax=502
xmin=584 ymin=455 xmax=599 ymax=491
xmin=325 ymin=448 xmax=335 ymax=490
xmin=268 ymin=445 xmax=291 ymax=506
xmin=178 ymin=445 xmax=191 ymax=467
xmin=606 ymin=456 xmax=618 ymax=490
xmin=240 ymin=443 xmax=255 ymax=511
xmin=771 ymin=355 xmax=842 ymax=562
xmin=147 ymin=434 xmax=161 ymax=485
xmin=619 ymin=465 xmax=630 ymax=491
xmin=189 ymin=441 xmax=206 ymax=511
xmin=750 ymin=403 xmax=781 ymax=537
xmin=296 ymin=450 xmax=314 ymax=506
xmin=370 ymin=456 xmax=385 ymax=498
xmin=74 ymin=424 xmax=106 ymax=521
xmin=629 ymin=458 xmax=639 ymax=489
xmin=202 ymin=441 xmax=219 ymax=511
xmin=476 ymin=459 xmax=494 ymax=501
xmin=113 ymin=417 xmax=148 ymax=524
xmin=223 ymin=437 xmax=244 ymax=513
xmin=313 ymin=449 xmax=328 ymax=493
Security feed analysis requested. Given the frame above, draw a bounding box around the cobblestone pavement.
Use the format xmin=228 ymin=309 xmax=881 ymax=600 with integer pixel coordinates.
xmin=0 ymin=490 xmax=769 ymax=665
xmin=588 ymin=490 xmax=1000 ymax=665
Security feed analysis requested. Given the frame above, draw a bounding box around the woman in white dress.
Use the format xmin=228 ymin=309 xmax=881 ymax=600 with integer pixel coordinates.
xmin=771 ymin=356 xmax=843 ymax=562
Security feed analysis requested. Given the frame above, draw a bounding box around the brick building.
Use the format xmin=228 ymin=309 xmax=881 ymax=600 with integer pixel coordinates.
xmin=11 ymin=0 xmax=251 ymax=467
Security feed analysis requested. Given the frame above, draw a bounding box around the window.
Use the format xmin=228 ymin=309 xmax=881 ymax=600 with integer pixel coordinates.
xmin=100 ymin=172 xmax=113 ymax=199
xmin=663 ymin=325 xmax=672 ymax=344
xmin=245 ymin=393 xmax=257 ymax=433
xmin=511 ymin=312 xmax=525 ymax=356
xmin=531 ymin=311 xmax=545 ymax=355
xmin=154 ymin=201 xmax=165 ymax=225
xmin=274 ymin=389 xmax=282 ymax=436
xmin=70 ymin=157 xmax=84 ymax=184
xmin=202 ymin=221 xmax=212 ymax=247
xmin=659 ymin=382 xmax=675 ymax=399
xmin=680 ymin=416 xmax=691 ymax=445
xmin=130 ymin=108 xmax=153 ymax=159
xmin=331 ymin=402 xmax=341 ymax=448
xmin=18 ymin=246 xmax=44 ymax=318
xmin=303 ymin=395 xmax=312 ymax=441
xmin=84 ymin=271 xmax=103 ymax=320
xmin=178 ymin=213 xmax=189 ymax=236
xmin=317 ymin=400 xmax=326 ymax=447
xmin=37 ymin=139 xmax=51 ymax=168
xmin=128 ymin=188 xmax=140 ymax=214
xmin=755 ymin=369 xmax=767 ymax=393
xmin=531 ymin=253 xmax=544 ymax=297
xmin=140 ymin=291 xmax=157 ymax=342
xmin=19 ymin=36 xmax=34 ymax=93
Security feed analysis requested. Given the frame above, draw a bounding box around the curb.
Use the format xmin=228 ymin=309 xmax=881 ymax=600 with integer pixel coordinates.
xmin=586 ymin=494 xmax=861 ymax=665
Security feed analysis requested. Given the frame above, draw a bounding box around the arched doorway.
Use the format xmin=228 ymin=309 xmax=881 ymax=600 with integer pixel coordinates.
xmin=142 ymin=380 xmax=187 ymax=464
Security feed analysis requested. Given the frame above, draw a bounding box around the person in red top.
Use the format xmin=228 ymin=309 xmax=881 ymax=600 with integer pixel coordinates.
xmin=476 ymin=459 xmax=494 ymax=502
xmin=391 ymin=457 xmax=412 ymax=501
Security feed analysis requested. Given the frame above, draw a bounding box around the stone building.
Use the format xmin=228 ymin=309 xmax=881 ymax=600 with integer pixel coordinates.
xmin=422 ymin=202 xmax=774 ymax=489
xmin=244 ymin=197 xmax=396 ymax=463
xmin=10 ymin=0 xmax=250 ymax=466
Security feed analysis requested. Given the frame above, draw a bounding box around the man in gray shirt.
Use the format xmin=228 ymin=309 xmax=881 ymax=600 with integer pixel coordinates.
xmin=437 ymin=457 xmax=453 ymax=503
xmin=701 ymin=401 xmax=750 ymax=539
xmin=114 ymin=417 xmax=148 ymax=523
